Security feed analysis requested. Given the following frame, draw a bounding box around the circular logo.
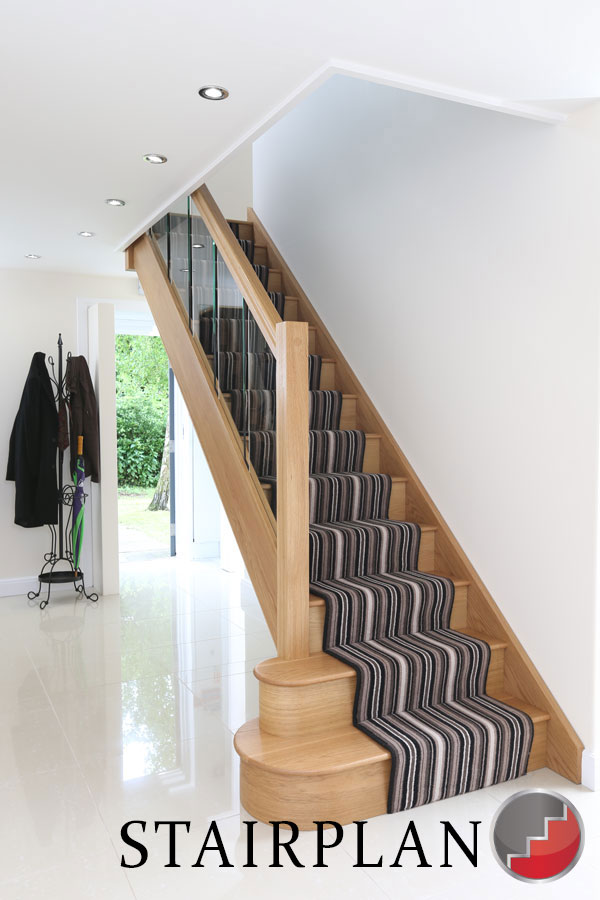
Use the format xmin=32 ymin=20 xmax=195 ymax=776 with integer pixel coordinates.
xmin=490 ymin=789 xmax=584 ymax=882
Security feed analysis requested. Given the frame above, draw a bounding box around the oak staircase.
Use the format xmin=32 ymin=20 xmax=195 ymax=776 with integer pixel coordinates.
xmin=126 ymin=185 xmax=583 ymax=830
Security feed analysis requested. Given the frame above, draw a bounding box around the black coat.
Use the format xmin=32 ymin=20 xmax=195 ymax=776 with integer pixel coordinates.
xmin=6 ymin=353 xmax=59 ymax=527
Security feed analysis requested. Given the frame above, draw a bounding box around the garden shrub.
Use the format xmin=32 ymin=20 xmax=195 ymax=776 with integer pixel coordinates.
xmin=115 ymin=335 xmax=169 ymax=487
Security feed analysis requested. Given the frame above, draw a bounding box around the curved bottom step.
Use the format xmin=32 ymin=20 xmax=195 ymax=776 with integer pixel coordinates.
xmin=234 ymin=697 xmax=549 ymax=830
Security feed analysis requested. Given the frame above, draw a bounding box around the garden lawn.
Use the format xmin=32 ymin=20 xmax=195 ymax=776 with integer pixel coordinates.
xmin=118 ymin=488 xmax=170 ymax=546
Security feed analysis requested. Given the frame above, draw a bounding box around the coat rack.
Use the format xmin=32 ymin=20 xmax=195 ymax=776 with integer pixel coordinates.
xmin=28 ymin=334 xmax=98 ymax=609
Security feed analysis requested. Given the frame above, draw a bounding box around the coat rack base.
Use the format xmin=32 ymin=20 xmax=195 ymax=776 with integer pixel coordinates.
xmin=28 ymin=558 xmax=99 ymax=610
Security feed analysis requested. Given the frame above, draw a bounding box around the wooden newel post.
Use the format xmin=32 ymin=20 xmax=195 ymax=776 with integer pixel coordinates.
xmin=276 ymin=321 xmax=310 ymax=659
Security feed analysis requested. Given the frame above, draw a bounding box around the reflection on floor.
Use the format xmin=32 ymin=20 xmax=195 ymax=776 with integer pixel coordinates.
xmin=0 ymin=557 xmax=598 ymax=899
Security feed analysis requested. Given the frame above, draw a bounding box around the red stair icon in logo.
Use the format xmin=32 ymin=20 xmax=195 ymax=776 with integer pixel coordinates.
xmin=509 ymin=807 xmax=581 ymax=880
xmin=492 ymin=789 xmax=584 ymax=882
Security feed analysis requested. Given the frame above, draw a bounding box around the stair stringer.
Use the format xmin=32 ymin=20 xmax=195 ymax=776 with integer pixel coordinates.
xmin=129 ymin=233 xmax=278 ymax=640
xmin=248 ymin=207 xmax=584 ymax=784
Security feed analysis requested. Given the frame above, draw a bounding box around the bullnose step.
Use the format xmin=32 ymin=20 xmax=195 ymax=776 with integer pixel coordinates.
xmin=234 ymin=699 xmax=549 ymax=829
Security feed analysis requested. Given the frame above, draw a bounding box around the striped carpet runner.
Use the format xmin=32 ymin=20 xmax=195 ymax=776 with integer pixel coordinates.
xmin=221 ymin=226 xmax=534 ymax=813
xmin=309 ymin=476 xmax=533 ymax=810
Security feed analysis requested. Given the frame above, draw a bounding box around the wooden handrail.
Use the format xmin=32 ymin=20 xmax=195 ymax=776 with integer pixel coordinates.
xmin=276 ymin=321 xmax=310 ymax=659
xmin=191 ymin=184 xmax=281 ymax=354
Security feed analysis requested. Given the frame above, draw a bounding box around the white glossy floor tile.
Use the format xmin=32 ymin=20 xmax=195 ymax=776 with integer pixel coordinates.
xmin=0 ymin=705 xmax=76 ymax=786
xmin=0 ymin=655 xmax=50 ymax=714
xmin=80 ymin=716 xmax=241 ymax=837
xmin=152 ymin=630 xmax=276 ymax=679
xmin=0 ymin=848 xmax=135 ymax=900
xmin=51 ymin=675 xmax=184 ymax=762
xmin=225 ymin=605 xmax=269 ymax=634
xmin=183 ymin=669 xmax=260 ymax=734
xmin=0 ymin=767 xmax=117 ymax=881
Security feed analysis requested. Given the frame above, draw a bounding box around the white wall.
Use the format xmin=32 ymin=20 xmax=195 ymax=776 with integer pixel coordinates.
xmin=88 ymin=303 xmax=119 ymax=595
xmin=0 ymin=268 xmax=141 ymax=589
xmin=253 ymin=75 xmax=600 ymax=759
xmin=206 ymin=144 xmax=253 ymax=220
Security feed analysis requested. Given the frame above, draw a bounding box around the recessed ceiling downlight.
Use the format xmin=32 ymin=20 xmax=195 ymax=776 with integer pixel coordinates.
xmin=192 ymin=243 xmax=205 ymax=249
xmin=105 ymin=198 xmax=126 ymax=206
xmin=198 ymin=85 xmax=229 ymax=101
xmin=78 ymin=231 xmax=95 ymax=237
xmin=25 ymin=253 xmax=41 ymax=259
xmin=143 ymin=153 xmax=167 ymax=164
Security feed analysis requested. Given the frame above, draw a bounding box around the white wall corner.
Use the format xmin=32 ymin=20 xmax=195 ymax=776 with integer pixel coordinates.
xmin=581 ymin=749 xmax=599 ymax=791
xmin=88 ymin=303 xmax=120 ymax=596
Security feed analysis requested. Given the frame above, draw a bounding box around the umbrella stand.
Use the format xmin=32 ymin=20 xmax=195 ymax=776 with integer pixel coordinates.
xmin=27 ymin=334 xmax=99 ymax=609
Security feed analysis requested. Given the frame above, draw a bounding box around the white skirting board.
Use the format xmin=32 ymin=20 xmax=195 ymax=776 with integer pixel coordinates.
xmin=582 ymin=750 xmax=599 ymax=791
xmin=0 ymin=576 xmax=40 ymax=598
xmin=0 ymin=576 xmax=101 ymax=599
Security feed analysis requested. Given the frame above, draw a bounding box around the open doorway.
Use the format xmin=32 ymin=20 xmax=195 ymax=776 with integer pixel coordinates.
xmin=115 ymin=333 xmax=171 ymax=562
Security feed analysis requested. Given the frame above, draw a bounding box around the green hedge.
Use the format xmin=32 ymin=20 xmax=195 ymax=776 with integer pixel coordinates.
xmin=116 ymin=394 xmax=166 ymax=487
xmin=115 ymin=334 xmax=169 ymax=487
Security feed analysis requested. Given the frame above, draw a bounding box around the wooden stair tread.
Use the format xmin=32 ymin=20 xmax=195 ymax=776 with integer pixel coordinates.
xmin=236 ymin=693 xmax=549 ymax=774
xmin=492 ymin=694 xmax=550 ymax=723
xmin=256 ymin=626 xmax=508 ymax=687
xmin=455 ymin=629 xmax=508 ymax=650
xmin=256 ymin=652 xmax=351 ymax=685
xmin=235 ymin=717 xmax=387 ymax=774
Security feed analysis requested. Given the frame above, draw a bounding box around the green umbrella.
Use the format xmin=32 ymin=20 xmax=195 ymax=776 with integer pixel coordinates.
xmin=72 ymin=435 xmax=85 ymax=573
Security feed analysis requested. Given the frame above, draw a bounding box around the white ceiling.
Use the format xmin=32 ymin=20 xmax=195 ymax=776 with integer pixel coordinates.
xmin=1 ymin=0 xmax=599 ymax=277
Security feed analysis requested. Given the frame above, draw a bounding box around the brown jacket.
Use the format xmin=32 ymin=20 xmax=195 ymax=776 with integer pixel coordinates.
xmin=65 ymin=355 xmax=100 ymax=483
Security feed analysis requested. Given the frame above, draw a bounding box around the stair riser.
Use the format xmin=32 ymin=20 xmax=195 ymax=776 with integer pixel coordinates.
xmin=284 ymin=298 xmax=298 ymax=320
xmin=339 ymin=396 xmax=356 ymax=430
xmin=309 ymin=582 xmax=468 ymax=652
xmin=267 ymin=270 xmax=282 ymax=292
xmin=240 ymin=721 xmax=546 ymax=830
xmin=253 ymin=245 xmax=268 ymax=266
xmin=231 ymin=221 xmax=254 ymax=242
xmin=320 ymin=360 xmax=336 ymax=390
xmin=363 ymin=435 xmax=381 ymax=472
xmin=259 ymin=645 xmax=504 ymax=738
xmin=240 ymin=757 xmax=390 ymax=831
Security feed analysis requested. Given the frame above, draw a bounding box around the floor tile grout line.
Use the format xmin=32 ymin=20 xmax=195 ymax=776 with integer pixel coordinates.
xmin=23 ymin=643 xmax=82 ymax=773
